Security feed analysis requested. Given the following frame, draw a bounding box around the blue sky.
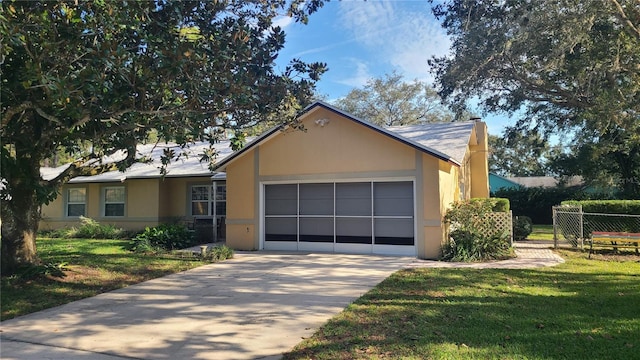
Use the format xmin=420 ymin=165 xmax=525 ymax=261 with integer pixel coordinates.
xmin=272 ymin=0 xmax=512 ymax=135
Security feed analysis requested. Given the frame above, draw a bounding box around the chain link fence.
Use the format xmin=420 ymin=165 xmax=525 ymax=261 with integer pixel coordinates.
xmin=553 ymin=205 xmax=640 ymax=249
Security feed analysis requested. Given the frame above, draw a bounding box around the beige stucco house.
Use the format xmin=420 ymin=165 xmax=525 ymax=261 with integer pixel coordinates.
xmin=215 ymin=101 xmax=489 ymax=259
xmin=40 ymin=101 xmax=489 ymax=259
xmin=39 ymin=142 xmax=231 ymax=241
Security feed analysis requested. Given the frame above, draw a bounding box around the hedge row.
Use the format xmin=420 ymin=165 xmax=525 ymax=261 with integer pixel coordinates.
xmin=491 ymin=187 xmax=614 ymax=224
xmin=561 ymin=200 xmax=640 ymax=215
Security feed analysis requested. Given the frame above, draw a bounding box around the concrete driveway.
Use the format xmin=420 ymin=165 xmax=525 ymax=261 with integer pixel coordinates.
xmin=0 ymin=252 xmax=413 ymax=360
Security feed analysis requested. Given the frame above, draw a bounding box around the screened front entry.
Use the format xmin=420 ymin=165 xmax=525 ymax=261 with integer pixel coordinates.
xmin=263 ymin=181 xmax=415 ymax=256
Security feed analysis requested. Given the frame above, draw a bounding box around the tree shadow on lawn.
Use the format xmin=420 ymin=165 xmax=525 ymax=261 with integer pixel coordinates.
xmin=284 ymin=266 xmax=640 ymax=360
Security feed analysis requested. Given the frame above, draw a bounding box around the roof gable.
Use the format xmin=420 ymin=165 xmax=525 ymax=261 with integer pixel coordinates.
xmin=215 ymin=101 xmax=478 ymax=170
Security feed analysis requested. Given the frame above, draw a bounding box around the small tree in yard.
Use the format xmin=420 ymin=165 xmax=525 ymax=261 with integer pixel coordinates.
xmin=0 ymin=0 xmax=328 ymax=274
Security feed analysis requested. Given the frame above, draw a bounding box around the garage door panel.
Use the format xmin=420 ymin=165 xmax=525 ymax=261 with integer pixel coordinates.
xmin=265 ymin=184 xmax=297 ymax=216
xmin=300 ymin=183 xmax=334 ymax=215
xmin=374 ymin=218 xmax=414 ymax=245
xmin=374 ymin=182 xmax=413 ymax=216
xmin=336 ymin=183 xmax=371 ymax=216
xmin=265 ymin=217 xmax=297 ymax=242
xmin=300 ymin=217 xmax=334 ymax=242
xmin=336 ymin=217 xmax=372 ymax=244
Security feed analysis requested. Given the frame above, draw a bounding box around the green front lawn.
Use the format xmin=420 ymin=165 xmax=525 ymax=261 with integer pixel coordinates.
xmin=284 ymin=250 xmax=640 ymax=359
xmin=1 ymin=238 xmax=206 ymax=321
xmin=526 ymin=224 xmax=555 ymax=241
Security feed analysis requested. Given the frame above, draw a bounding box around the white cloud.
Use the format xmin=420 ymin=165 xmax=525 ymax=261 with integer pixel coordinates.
xmin=272 ymin=15 xmax=294 ymax=30
xmin=335 ymin=59 xmax=372 ymax=88
xmin=338 ymin=1 xmax=451 ymax=83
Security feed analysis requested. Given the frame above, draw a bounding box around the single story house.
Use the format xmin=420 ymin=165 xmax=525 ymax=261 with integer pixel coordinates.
xmin=489 ymin=173 xmax=523 ymax=192
xmin=40 ymin=101 xmax=490 ymax=259
xmin=508 ymin=176 xmax=584 ymax=188
xmin=40 ymin=142 xmax=233 ymax=241
xmin=214 ymin=101 xmax=489 ymax=259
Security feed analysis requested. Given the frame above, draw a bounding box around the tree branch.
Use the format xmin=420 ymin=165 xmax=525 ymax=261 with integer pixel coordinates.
xmin=47 ymin=145 xmax=137 ymax=187
xmin=609 ymin=0 xmax=640 ymax=40
xmin=33 ymin=107 xmax=63 ymax=126
xmin=1 ymin=102 xmax=34 ymax=129
xmin=2 ymin=102 xmax=64 ymax=131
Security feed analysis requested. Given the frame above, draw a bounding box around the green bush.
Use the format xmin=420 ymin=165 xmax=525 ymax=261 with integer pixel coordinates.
xmin=10 ymin=262 xmax=69 ymax=280
xmin=470 ymin=197 xmax=510 ymax=212
xmin=130 ymin=223 xmax=197 ymax=252
xmin=513 ymin=216 xmax=533 ymax=241
xmin=492 ymin=187 xmax=613 ymax=224
xmin=201 ymin=245 xmax=234 ymax=262
xmin=562 ymin=200 xmax=640 ymax=235
xmin=561 ymin=200 xmax=640 ymax=214
xmin=45 ymin=217 xmax=126 ymax=239
xmin=442 ymin=200 xmax=513 ymax=262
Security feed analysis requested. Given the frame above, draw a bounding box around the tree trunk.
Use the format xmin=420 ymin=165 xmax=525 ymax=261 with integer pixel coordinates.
xmin=1 ymin=144 xmax=44 ymax=274
xmin=1 ymin=185 xmax=42 ymax=274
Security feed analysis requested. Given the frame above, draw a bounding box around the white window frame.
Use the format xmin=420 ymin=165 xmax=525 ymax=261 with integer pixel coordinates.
xmin=190 ymin=184 xmax=212 ymax=217
xmin=190 ymin=182 xmax=226 ymax=218
xmin=102 ymin=186 xmax=126 ymax=217
xmin=65 ymin=187 xmax=87 ymax=217
xmin=214 ymin=182 xmax=226 ymax=219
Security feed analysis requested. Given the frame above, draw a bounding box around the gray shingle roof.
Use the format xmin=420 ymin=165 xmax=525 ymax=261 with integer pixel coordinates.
xmin=41 ymin=102 xmax=480 ymax=183
xmin=41 ymin=141 xmax=236 ymax=183
xmin=386 ymin=121 xmax=475 ymax=165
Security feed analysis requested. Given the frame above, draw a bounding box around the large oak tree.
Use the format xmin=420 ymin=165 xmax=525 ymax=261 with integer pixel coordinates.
xmin=333 ymin=71 xmax=454 ymax=127
xmin=0 ymin=0 xmax=327 ymax=273
xmin=488 ymin=130 xmax=553 ymax=177
xmin=429 ymin=0 xmax=640 ymax=197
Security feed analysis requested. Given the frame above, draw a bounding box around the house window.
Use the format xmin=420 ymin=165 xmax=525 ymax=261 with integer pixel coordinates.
xmin=214 ymin=183 xmax=226 ymax=217
xmin=190 ymin=183 xmax=226 ymax=217
xmin=104 ymin=186 xmax=125 ymax=217
xmin=66 ymin=188 xmax=86 ymax=217
xmin=191 ymin=185 xmax=211 ymax=216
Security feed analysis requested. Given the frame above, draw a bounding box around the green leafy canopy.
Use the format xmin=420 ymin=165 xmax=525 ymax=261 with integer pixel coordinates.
xmin=429 ymin=0 xmax=640 ymax=197
xmin=0 ymin=0 xmax=328 ymax=272
xmin=333 ymin=71 xmax=456 ymax=127
xmin=1 ymin=0 xmax=327 ymax=187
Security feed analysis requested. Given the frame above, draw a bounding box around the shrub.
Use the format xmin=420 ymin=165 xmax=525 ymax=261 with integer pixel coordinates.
xmin=492 ymin=187 xmax=613 ymax=224
xmin=45 ymin=217 xmax=126 ymax=239
xmin=130 ymin=223 xmax=197 ymax=252
xmin=561 ymin=200 xmax=640 ymax=235
xmin=513 ymin=216 xmax=533 ymax=241
xmin=470 ymin=197 xmax=510 ymax=212
xmin=442 ymin=200 xmax=513 ymax=262
xmin=11 ymin=262 xmax=68 ymax=280
xmin=201 ymin=245 xmax=234 ymax=262
xmin=561 ymin=200 xmax=640 ymax=215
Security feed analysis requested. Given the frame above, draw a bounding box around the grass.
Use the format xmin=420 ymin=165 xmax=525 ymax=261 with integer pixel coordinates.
xmin=283 ymin=250 xmax=640 ymax=360
xmin=1 ymin=237 xmax=209 ymax=321
xmin=526 ymin=224 xmax=554 ymax=241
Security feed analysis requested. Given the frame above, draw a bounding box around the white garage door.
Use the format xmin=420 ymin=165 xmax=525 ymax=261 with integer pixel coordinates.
xmin=263 ymin=181 xmax=415 ymax=256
